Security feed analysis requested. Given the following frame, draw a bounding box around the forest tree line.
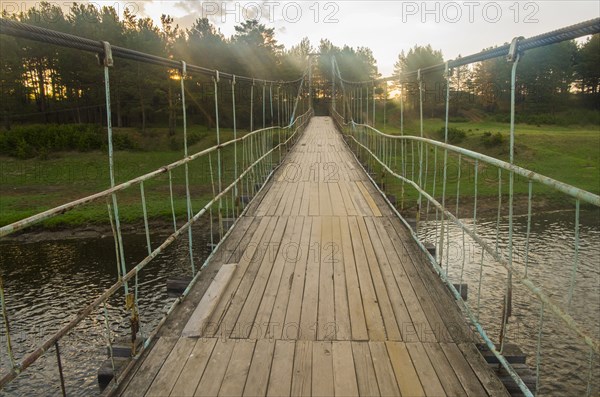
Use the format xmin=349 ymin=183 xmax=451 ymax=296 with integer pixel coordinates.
xmin=0 ymin=2 xmax=379 ymax=131
xmin=0 ymin=2 xmax=598 ymax=134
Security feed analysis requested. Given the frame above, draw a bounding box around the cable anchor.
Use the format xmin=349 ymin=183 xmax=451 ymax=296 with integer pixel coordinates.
xmin=97 ymin=41 xmax=113 ymax=67
xmin=507 ymin=36 xmax=524 ymax=63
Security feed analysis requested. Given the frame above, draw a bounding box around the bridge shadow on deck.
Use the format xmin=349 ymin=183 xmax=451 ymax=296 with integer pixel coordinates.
xmin=114 ymin=117 xmax=508 ymax=397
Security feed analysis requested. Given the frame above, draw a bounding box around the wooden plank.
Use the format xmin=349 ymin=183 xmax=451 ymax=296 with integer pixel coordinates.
xmin=281 ymin=178 xmax=301 ymax=216
xmin=355 ymin=181 xmax=382 ymax=216
xmin=308 ymin=182 xmax=319 ymax=216
xmin=243 ymin=339 xmax=276 ymax=396
xmin=369 ymin=341 xmax=401 ymax=397
xmin=182 ymin=264 xmax=237 ymax=337
xmin=406 ymin=342 xmax=447 ymax=397
xmin=170 ymin=338 xmax=218 ymax=396
xmin=221 ymin=216 xmax=259 ymax=266
xmin=283 ymin=217 xmax=312 ymax=340
xmin=364 ymin=217 xmax=413 ymax=339
xmin=252 ymin=217 xmax=298 ymax=338
xmin=338 ymin=181 xmax=358 ymax=216
xmin=213 ymin=217 xmax=279 ymax=338
xmin=299 ymin=182 xmax=310 ymax=216
xmin=267 ymin=340 xmax=295 ymax=397
xmin=300 ymin=217 xmax=321 ymax=340
xmin=318 ymin=181 xmax=333 ymax=216
xmin=348 ymin=217 xmax=386 ymax=341
xmin=312 ymin=341 xmax=334 ymax=397
xmin=218 ymin=340 xmax=256 ymax=397
xmin=387 ymin=217 xmax=473 ymax=343
xmin=330 ymin=216 xmax=351 ymax=340
xmin=347 ymin=181 xmax=371 ymax=216
xmin=146 ymin=338 xmax=196 ymax=396
xmin=265 ymin=177 xmax=288 ymax=217
xmin=265 ymin=216 xmax=303 ymax=339
xmin=255 ymin=178 xmax=283 ymax=217
xmin=194 ymin=338 xmax=236 ymax=396
xmin=199 ymin=216 xmax=252 ymax=271
xmin=339 ymin=217 xmax=368 ymax=341
xmin=317 ymin=216 xmax=335 ymax=340
xmin=385 ymin=341 xmax=425 ymax=397
xmin=205 ymin=216 xmax=274 ymax=338
xmin=374 ymin=218 xmax=439 ymax=342
xmin=440 ymin=343 xmax=489 ymax=396
xmin=273 ymin=180 xmax=293 ymax=215
xmin=356 ymin=217 xmax=402 ymax=340
xmin=235 ymin=217 xmax=288 ymax=338
xmin=423 ymin=342 xmax=467 ymax=396
xmin=458 ymin=343 xmax=510 ymax=397
xmin=332 ymin=341 xmax=359 ymax=397
xmin=283 ymin=181 xmax=301 ymax=216
xmin=351 ymin=342 xmax=380 ymax=396
xmin=290 ymin=181 xmax=304 ymax=216
xmin=121 ymin=337 xmax=178 ymax=397
xmin=328 ymin=182 xmax=347 ymax=216
xmin=291 ymin=340 xmax=312 ymax=396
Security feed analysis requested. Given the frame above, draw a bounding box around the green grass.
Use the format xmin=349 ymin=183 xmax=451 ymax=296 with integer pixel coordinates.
xmin=0 ymin=124 xmax=287 ymax=228
xmin=1 ymin=118 xmax=597 ymax=228
xmin=377 ymin=118 xmax=599 ymax=196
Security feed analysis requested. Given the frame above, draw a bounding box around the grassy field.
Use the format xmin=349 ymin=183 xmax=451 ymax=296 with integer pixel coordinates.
xmin=378 ymin=118 xmax=599 ymax=194
xmin=0 ymin=124 xmax=285 ymax=228
xmin=0 ymin=118 xmax=598 ymax=228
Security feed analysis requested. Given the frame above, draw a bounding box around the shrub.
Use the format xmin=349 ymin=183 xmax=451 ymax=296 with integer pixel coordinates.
xmin=0 ymin=124 xmax=104 ymax=158
xmin=112 ymin=132 xmax=136 ymax=150
xmin=0 ymin=124 xmax=147 ymax=158
xmin=437 ymin=127 xmax=467 ymax=144
xmin=481 ymin=131 xmax=504 ymax=148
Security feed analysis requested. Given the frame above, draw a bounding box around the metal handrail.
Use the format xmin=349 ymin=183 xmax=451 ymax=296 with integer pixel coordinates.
xmin=0 ymin=108 xmax=313 ymax=388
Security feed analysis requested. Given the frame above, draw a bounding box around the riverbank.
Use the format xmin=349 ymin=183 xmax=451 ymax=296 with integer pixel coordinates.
xmin=3 ymin=194 xmax=595 ymax=243
xmin=1 ymin=119 xmax=597 ymax=231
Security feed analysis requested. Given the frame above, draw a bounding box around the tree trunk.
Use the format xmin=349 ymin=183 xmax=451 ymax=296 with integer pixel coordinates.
xmin=168 ymin=83 xmax=175 ymax=136
xmin=138 ymin=83 xmax=146 ymax=132
xmin=36 ymin=62 xmax=48 ymax=122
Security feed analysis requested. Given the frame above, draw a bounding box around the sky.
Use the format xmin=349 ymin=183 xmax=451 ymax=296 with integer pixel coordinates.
xmin=5 ymin=1 xmax=600 ymax=76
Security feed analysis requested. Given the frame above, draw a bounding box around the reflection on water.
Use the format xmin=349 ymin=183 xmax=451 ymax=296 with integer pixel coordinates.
xmin=417 ymin=209 xmax=600 ymax=396
xmin=0 ymin=231 xmax=208 ymax=396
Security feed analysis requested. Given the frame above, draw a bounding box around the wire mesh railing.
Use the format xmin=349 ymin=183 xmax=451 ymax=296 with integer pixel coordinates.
xmin=0 ymin=19 xmax=312 ymax=394
xmin=331 ymin=18 xmax=600 ymax=397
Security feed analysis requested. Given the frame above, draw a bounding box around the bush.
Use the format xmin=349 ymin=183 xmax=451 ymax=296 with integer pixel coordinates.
xmin=481 ymin=131 xmax=504 ymax=148
xmin=0 ymin=124 xmax=104 ymax=158
xmin=437 ymin=127 xmax=466 ymax=144
xmin=493 ymin=110 xmax=600 ymax=126
xmin=0 ymin=124 xmax=145 ymax=158
xmin=448 ymin=117 xmax=469 ymax=123
xmin=112 ymin=132 xmax=136 ymax=150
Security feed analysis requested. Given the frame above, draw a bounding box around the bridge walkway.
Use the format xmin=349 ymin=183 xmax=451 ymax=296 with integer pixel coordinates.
xmin=115 ymin=116 xmax=509 ymax=397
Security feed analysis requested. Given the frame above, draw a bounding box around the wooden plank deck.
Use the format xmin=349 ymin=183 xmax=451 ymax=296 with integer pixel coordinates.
xmin=115 ymin=117 xmax=509 ymax=397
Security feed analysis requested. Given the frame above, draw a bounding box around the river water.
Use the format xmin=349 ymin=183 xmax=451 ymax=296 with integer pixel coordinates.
xmin=417 ymin=209 xmax=600 ymax=396
xmin=0 ymin=210 xmax=599 ymax=396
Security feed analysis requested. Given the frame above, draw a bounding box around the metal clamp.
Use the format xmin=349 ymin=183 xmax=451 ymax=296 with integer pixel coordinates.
xmin=417 ymin=69 xmax=421 ymax=81
xmin=214 ymin=70 xmax=220 ymax=83
xmin=181 ymin=61 xmax=187 ymax=78
xmin=507 ymin=36 xmax=524 ymax=62
xmin=232 ymin=74 xmax=236 ymax=86
xmin=98 ymin=41 xmax=113 ymax=67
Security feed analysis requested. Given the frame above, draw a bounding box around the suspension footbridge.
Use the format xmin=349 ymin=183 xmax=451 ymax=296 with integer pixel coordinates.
xmin=0 ymin=17 xmax=599 ymax=397
xmin=115 ymin=116 xmax=507 ymax=397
